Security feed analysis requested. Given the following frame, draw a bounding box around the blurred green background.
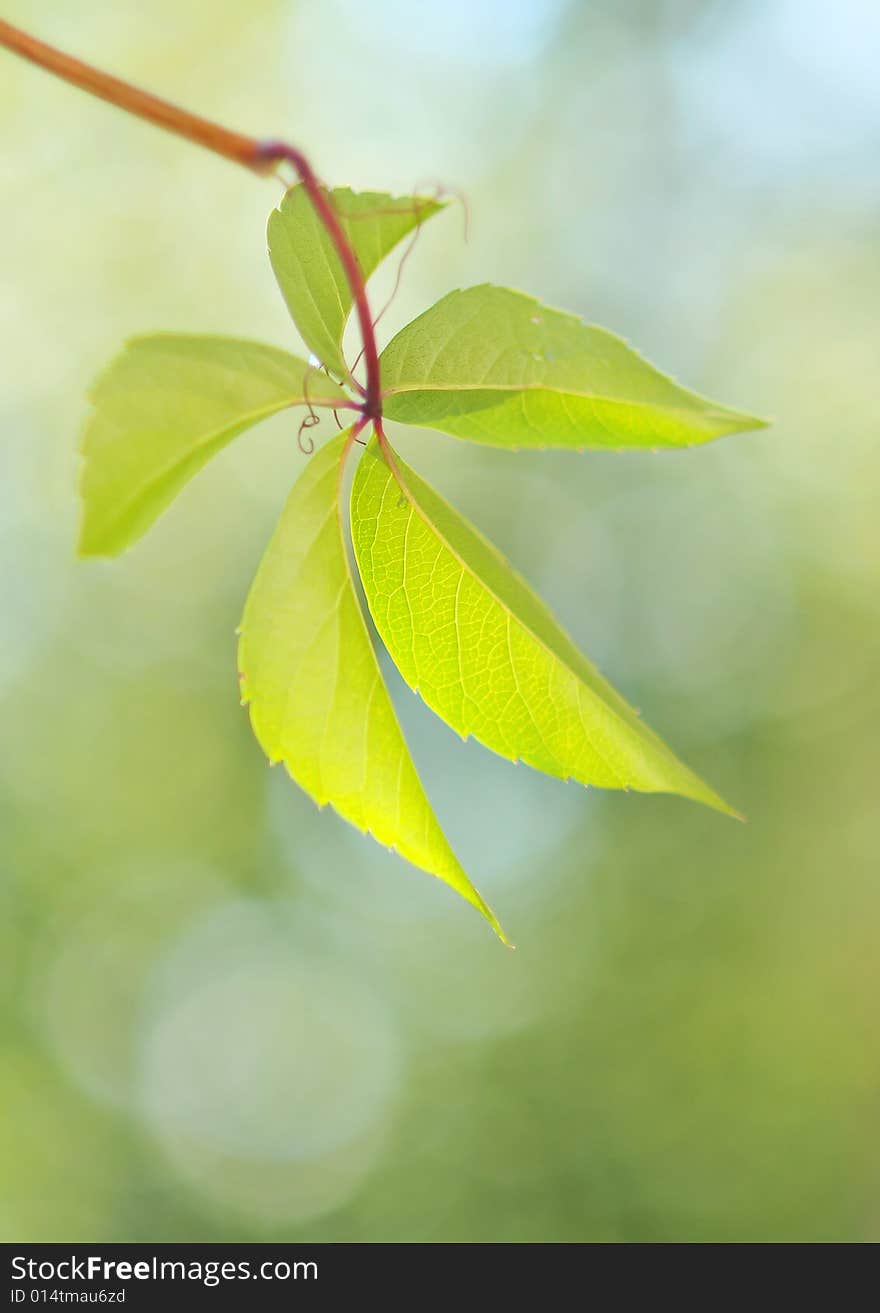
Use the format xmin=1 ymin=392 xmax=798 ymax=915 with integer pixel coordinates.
xmin=2 ymin=0 xmax=878 ymax=1243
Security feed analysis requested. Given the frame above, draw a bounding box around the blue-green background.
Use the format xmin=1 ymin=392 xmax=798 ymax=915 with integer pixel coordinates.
xmin=2 ymin=0 xmax=878 ymax=1242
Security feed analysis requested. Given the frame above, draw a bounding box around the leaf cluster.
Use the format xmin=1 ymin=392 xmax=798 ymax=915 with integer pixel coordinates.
xmin=80 ymin=185 xmax=764 ymax=941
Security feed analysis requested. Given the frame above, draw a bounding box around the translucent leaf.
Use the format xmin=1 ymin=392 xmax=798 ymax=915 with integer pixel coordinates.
xmin=79 ymin=334 xmax=348 ymax=556
xmin=268 ymin=185 xmax=444 ymax=381
xmin=381 ymin=285 xmax=766 ymax=449
xmin=238 ymin=430 xmax=507 ymax=942
xmin=351 ymin=437 xmax=735 ymax=815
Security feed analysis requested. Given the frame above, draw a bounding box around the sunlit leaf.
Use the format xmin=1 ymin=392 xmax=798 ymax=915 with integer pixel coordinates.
xmin=351 ymin=437 xmax=735 ymax=815
xmin=381 ymin=285 xmax=766 ymax=449
xmin=79 ymin=334 xmax=349 ymax=556
xmin=268 ymin=185 xmax=444 ymax=381
xmin=238 ymin=430 xmax=507 ymax=941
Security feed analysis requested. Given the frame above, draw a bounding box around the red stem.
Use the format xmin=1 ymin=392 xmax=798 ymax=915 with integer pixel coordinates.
xmin=0 ymin=19 xmax=383 ymax=420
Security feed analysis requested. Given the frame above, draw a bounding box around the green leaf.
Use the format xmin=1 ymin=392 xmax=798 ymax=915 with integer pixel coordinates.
xmin=381 ymin=285 xmax=766 ymax=449
xmin=79 ymin=334 xmax=349 ymax=557
xmin=238 ymin=430 xmax=507 ymax=942
xmin=268 ymin=185 xmax=444 ymax=381
xmin=351 ymin=437 xmax=736 ymax=816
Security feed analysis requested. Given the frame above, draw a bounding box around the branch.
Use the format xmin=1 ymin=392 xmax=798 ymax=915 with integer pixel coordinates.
xmin=0 ymin=19 xmax=382 ymax=419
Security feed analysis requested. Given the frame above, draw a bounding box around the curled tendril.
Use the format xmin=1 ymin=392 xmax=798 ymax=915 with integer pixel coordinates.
xmin=349 ymin=196 xmax=431 ymax=378
xmin=348 ymin=183 xmax=469 ymax=384
xmin=410 ymin=177 xmax=471 ymax=244
xmin=297 ymin=408 xmax=320 ymax=454
xmin=296 ymin=358 xmax=337 ymax=454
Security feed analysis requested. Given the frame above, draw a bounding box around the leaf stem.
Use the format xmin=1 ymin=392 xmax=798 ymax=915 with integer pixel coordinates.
xmin=374 ymin=417 xmax=402 ymax=475
xmin=343 ymin=415 xmax=371 ymax=464
xmin=0 ymin=19 xmax=383 ymax=422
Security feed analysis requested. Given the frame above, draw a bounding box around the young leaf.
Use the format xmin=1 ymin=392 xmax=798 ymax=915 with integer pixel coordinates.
xmin=238 ymin=430 xmax=507 ymax=942
xmin=351 ymin=437 xmax=735 ymax=815
xmin=268 ymin=185 xmax=444 ymax=381
xmin=79 ymin=334 xmax=349 ymax=556
xmin=381 ymin=285 xmax=766 ymax=449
